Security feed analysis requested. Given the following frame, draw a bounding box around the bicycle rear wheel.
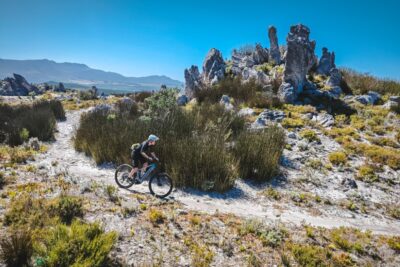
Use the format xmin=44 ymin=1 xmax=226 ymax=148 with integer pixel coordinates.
xmin=149 ymin=173 xmax=173 ymax=198
xmin=115 ymin=164 xmax=136 ymax=189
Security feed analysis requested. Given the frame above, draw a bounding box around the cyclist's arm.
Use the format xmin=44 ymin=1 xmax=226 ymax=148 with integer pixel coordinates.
xmin=140 ymin=151 xmax=152 ymax=161
xmin=150 ymin=152 xmax=159 ymax=161
xmin=140 ymin=143 xmax=153 ymax=161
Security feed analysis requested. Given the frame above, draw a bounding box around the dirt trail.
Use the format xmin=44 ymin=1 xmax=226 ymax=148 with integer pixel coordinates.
xmin=36 ymin=109 xmax=400 ymax=235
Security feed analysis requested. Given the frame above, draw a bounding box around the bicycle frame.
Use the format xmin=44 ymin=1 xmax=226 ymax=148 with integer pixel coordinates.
xmin=137 ymin=163 xmax=157 ymax=181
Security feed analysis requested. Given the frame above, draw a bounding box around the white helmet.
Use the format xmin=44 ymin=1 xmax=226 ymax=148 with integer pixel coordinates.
xmin=148 ymin=134 xmax=159 ymax=142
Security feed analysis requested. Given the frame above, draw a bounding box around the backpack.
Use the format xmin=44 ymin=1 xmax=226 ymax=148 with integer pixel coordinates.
xmin=130 ymin=143 xmax=141 ymax=158
xmin=131 ymin=143 xmax=141 ymax=151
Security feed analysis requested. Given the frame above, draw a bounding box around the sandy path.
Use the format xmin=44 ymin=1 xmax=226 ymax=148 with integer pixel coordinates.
xmin=35 ymin=109 xmax=400 ymax=235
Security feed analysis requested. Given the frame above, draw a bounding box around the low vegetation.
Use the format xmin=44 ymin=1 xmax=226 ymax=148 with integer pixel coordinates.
xmin=233 ymin=126 xmax=285 ymax=182
xmin=1 ymin=193 xmax=116 ymax=266
xmin=195 ymin=76 xmax=282 ymax=109
xmin=0 ymin=100 xmax=65 ymax=146
xmin=328 ymin=151 xmax=348 ymax=166
xmin=341 ymin=68 xmax=400 ymax=95
xmin=74 ymin=89 xmax=285 ymax=192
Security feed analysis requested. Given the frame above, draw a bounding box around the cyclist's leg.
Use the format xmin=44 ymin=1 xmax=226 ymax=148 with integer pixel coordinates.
xmin=129 ymin=158 xmax=139 ymax=177
xmin=141 ymin=162 xmax=148 ymax=175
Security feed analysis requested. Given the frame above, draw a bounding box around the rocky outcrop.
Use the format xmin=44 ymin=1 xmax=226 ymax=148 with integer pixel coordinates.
xmin=231 ymin=45 xmax=268 ymax=76
xmin=184 ymin=48 xmax=226 ymax=99
xmin=326 ymin=68 xmax=341 ymax=87
xmin=184 ymin=65 xmax=202 ymax=99
xmin=324 ymin=68 xmax=343 ymax=98
xmin=252 ymin=109 xmax=286 ymax=128
xmin=278 ymin=24 xmax=317 ymax=103
xmin=268 ymin=26 xmax=281 ymax=64
xmin=0 ymin=73 xmax=39 ymax=96
xmin=316 ymin=48 xmax=335 ymax=75
xmin=202 ymin=48 xmax=225 ymax=85
xmin=54 ymin=82 xmax=66 ymax=92
xmin=355 ymin=91 xmax=381 ymax=105
xmin=252 ymin=44 xmax=269 ymax=65
xmin=384 ymin=96 xmax=400 ymax=110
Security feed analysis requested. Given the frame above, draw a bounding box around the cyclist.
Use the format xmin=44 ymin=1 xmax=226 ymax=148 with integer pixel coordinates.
xmin=129 ymin=134 xmax=160 ymax=181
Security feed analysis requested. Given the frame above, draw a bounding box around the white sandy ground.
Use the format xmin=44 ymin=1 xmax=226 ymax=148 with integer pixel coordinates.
xmin=34 ymin=109 xmax=400 ymax=235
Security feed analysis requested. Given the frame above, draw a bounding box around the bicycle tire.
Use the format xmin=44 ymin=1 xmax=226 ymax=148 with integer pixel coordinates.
xmin=115 ymin=164 xmax=136 ymax=189
xmin=149 ymin=173 xmax=173 ymax=198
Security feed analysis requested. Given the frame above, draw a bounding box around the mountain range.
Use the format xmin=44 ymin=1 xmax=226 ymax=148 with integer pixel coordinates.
xmin=0 ymin=59 xmax=183 ymax=92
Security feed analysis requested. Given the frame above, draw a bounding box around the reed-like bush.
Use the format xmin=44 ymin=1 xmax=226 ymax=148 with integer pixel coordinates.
xmin=0 ymin=229 xmax=33 ymax=267
xmin=0 ymin=100 xmax=65 ymax=146
xmin=341 ymin=68 xmax=400 ymax=95
xmin=75 ymin=103 xmax=244 ymax=192
xmin=233 ymin=126 xmax=285 ymax=182
xmin=74 ymin=89 xmax=285 ymax=191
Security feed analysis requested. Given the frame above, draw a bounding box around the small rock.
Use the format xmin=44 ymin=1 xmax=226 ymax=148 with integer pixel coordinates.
xmin=177 ymin=95 xmax=189 ymax=106
xmin=28 ymin=137 xmax=41 ymax=151
xmin=238 ymin=108 xmax=255 ymax=117
xmin=355 ymin=91 xmax=381 ymax=105
xmin=312 ymin=113 xmax=334 ymax=127
xmin=341 ymin=177 xmax=358 ymax=189
xmin=287 ymin=132 xmax=297 ymax=139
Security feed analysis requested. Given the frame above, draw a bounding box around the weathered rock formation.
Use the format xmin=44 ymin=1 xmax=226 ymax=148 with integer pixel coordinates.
xmin=268 ymin=26 xmax=281 ymax=64
xmin=253 ymin=44 xmax=269 ymax=65
xmin=0 ymin=73 xmax=39 ymax=96
xmin=278 ymin=24 xmax=317 ymax=103
xmin=316 ymin=47 xmax=335 ymax=75
xmin=202 ymin=48 xmax=226 ymax=85
xmin=184 ymin=48 xmax=226 ymax=99
xmin=184 ymin=65 xmax=202 ymax=99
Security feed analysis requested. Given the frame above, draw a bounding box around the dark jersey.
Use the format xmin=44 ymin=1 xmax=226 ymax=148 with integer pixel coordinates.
xmin=133 ymin=141 xmax=151 ymax=158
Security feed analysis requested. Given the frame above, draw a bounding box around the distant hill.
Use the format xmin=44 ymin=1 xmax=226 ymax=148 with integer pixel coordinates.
xmin=0 ymin=59 xmax=183 ymax=91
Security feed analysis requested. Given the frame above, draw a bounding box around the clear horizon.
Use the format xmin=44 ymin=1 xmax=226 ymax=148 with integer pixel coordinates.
xmin=0 ymin=0 xmax=399 ymax=82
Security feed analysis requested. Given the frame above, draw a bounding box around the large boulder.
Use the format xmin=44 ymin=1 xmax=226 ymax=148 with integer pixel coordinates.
xmin=184 ymin=65 xmax=202 ymax=99
xmin=278 ymin=24 xmax=317 ymax=103
xmin=278 ymin=82 xmax=296 ymax=104
xmin=202 ymin=48 xmax=226 ymax=85
xmin=177 ymin=95 xmax=189 ymax=106
xmin=326 ymin=68 xmax=342 ymax=87
xmin=355 ymin=91 xmax=381 ymax=105
xmin=384 ymin=96 xmax=400 ymax=110
xmin=0 ymin=73 xmax=39 ymax=96
xmin=316 ymin=47 xmax=336 ymax=75
xmin=268 ymin=26 xmax=281 ymax=64
xmin=252 ymin=109 xmax=285 ymax=128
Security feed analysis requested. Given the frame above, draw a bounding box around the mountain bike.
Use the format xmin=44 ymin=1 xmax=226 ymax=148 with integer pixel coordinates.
xmin=114 ymin=162 xmax=173 ymax=198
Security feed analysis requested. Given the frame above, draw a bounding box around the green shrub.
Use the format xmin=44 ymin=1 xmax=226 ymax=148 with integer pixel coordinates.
xmin=75 ymin=103 xmax=244 ymax=192
xmin=356 ymin=165 xmax=379 ymax=183
xmin=53 ymin=196 xmax=84 ymax=224
xmin=0 ymin=100 xmax=64 ymax=146
xmin=36 ymin=221 xmax=117 ymax=267
xmin=328 ymin=151 xmax=347 ymax=166
xmin=233 ymin=126 xmax=285 ymax=182
xmin=0 ymin=171 xmax=5 ymax=188
xmin=144 ymin=88 xmax=179 ymax=118
xmin=299 ymin=129 xmax=320 ymax=142
xmin=291 ymin=244 xmax=332 ymax=266
xmin=0 ymin=229 xmax=33 ymax=267
xmin=4 ymin=194 xmax=51 ymax=228
xmin=105 ymin=185 xmax=120 ymax=204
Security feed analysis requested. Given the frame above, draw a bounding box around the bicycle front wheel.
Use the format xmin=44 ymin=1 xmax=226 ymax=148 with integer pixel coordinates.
xmin=115 ymin=164 xmax=135 ymax=189
xmin=149 ymin=173 xmax=173 ymax=198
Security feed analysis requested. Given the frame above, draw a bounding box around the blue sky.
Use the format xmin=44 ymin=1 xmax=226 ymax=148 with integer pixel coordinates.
xmin=0 ymin=0 xmax=399 ymax=81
